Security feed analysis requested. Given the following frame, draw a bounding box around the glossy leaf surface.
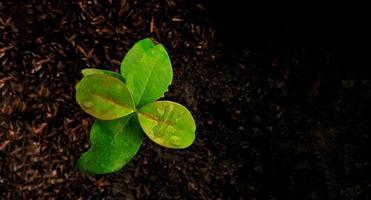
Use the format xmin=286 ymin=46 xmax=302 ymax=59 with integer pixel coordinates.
xmin=76 ymin=115 xmax=144 ymax=174
xmin=82 ymin=68 xmax=125 ymax=83
xmin=137 ymin=101 xmax=196 ymax=149
xmin=121 ymin=38 xmax=173 ymax=107
xmin=76 ymin=74 xmax=135 ymax=120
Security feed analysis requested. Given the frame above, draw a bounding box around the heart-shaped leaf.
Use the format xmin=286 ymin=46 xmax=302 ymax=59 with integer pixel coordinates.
xmin=121 ymin=38 xmax=173 ymax=107
xmin=76 ymin=74 xmax=135 ymax=120
xmin=82 ymin=68 xmax=125 ymax=83
xmin=137 ymin=101 xmax=196 ymax=149
xmin=76 ymin=114 xmax=144 ymax=174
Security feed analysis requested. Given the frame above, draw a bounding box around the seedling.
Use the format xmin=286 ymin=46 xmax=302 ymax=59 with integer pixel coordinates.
xmin=75 ymin=38 xmax=196 ymax=174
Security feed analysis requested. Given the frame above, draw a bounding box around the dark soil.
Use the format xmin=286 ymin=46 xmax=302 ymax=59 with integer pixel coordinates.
xmin=1 ymin=1 xmax=370 ymax=199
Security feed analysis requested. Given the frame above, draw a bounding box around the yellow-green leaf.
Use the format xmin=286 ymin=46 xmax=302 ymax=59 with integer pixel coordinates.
xmin=137 ymin=101 xmax=196 ymax=149
xmin=76 ymin=114 xmax=144 ymax=174
xmin=76 ymin=74 xmax=135 ymax=120
xmin=121 ymin=38 xmax=173 ymax=107
xmin=82 ymin=68 xmax=125 ymax=83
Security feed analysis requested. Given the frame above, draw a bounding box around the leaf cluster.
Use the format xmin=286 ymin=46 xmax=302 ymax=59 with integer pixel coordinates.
xmin=75 ymin=38 xmax=196 ymax=174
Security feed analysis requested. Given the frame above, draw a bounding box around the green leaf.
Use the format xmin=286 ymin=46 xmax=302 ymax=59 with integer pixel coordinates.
xmin=137 ymin=101 xmax=196 ymax=149
xmin=82 ymin=68 xmax=125 ymax=83
xmin=121 ymin=38 xmax=173 ymax=107
xmin=76 ymin=74 xmax=135 ymax=120
xmin=76 ymin=114 xmax=144 ymax=174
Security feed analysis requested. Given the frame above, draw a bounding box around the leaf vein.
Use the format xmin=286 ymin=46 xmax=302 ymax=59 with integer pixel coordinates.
xmin=91 ymin=93 xmax=133 ymax=111
xmin=138 ymin=111 xmax=180 ymax=131
xmin=136 ymin=46 xmax=162 ymax=105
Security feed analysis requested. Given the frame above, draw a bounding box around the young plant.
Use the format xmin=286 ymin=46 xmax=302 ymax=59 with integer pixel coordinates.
xmin=75 ymin=38 xmax=196 ymax=174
